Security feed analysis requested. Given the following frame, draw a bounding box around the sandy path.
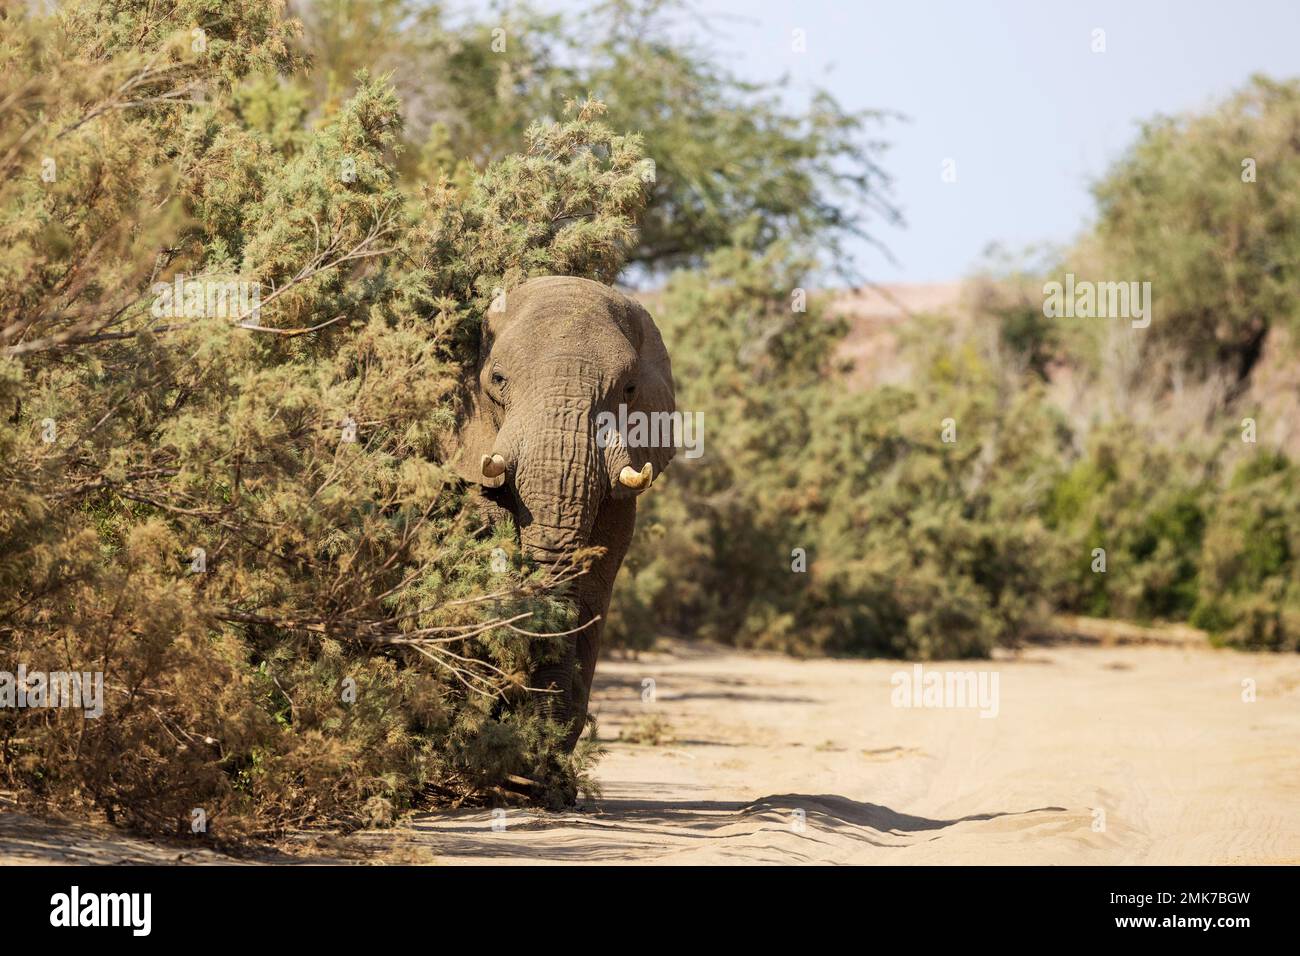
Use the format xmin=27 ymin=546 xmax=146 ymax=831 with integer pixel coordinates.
xmin=369 ymin=640 xmax=1300 ymax=865
xmin=4 ymin=639 xmax=1298 ymax=865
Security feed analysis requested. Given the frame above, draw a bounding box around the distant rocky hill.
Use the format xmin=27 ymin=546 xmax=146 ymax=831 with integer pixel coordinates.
xmin=824 ymin=282 xmax=965 ymax=387
xmin=823 ymin=281 xmax=1300 ymax=454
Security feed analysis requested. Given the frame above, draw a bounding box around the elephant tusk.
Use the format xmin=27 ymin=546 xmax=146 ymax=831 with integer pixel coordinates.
xmin=481 ymin=453 xmax=507 ymax=478
xmin=618 ymin=463 xmax=654 ymax=489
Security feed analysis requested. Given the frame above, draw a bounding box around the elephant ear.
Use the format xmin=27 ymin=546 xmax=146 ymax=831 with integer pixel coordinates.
xmin=629 ymin=301 xmax=677 ymax=480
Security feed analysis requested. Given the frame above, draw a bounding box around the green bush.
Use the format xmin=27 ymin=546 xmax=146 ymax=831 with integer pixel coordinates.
xmin=1192 ymin=453 xmax=1300 ymax=650
xmin=0 ymin=0 xmax=643 ymax=835
xmin=609 ymin=246 xmax=1065 ymax=659
xmin=1043 ymin=422 xmax=1213 ymax=622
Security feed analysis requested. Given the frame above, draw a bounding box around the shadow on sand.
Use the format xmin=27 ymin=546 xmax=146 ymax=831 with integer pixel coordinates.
xmin=392 ymin=793 xmax=1071 ymax=862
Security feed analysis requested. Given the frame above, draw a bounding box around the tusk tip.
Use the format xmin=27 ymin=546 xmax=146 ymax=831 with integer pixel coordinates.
xmin=619 ymin=463 xmax=654 ymax=489
xmin=481 ymin=453 xmax=507 ymax=478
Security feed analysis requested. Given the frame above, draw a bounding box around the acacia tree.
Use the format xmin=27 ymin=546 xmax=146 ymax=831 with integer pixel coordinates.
xmin=1086 ymin=76 xmax=1300 ymax=387
xmin=293 ymin=0 xmax=900 ymax=276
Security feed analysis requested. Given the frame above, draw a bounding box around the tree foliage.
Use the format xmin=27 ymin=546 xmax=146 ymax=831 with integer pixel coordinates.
xmin=1 ymin=0 xmax=648 ymax=834
xmin=1086 ymin=75 xmax=1300 ymax=385
xmin=294 ymin=0 xmax=899 ymax=275
xmin=610 ymin=74 xmax=1300 ymax=658
xmin=610 ymin=246 xmax=1064 ymax=659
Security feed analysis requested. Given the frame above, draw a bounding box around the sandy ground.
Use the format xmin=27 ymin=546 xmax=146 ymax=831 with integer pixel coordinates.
xmin=359 ymin=638 xmax=1300 ymax=865
xmin=3 ymin=638 xmax=1298 ymax=865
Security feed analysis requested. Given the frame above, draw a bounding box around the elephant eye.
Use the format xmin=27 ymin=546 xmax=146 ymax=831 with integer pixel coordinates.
xmin=487 ymin=369 xmax=507 ymax=406
xmin=623 ymin=381 xmax=637 ymax=400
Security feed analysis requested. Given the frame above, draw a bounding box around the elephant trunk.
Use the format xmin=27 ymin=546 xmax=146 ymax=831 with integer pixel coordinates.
xmin=508 ymin=386 xmax=605 ymax=749
xmin=511 ymin=387 xmax=604 ymax=563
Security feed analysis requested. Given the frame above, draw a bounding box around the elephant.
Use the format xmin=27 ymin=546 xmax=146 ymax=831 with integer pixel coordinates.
xmin=451 ymin=275 xmax=676 ymax=754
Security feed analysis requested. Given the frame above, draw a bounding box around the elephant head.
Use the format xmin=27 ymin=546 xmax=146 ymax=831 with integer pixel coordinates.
xmin=452 ymin=276 xmax=676 ymax=753
xmin=454 ymin=276 xmax=676 ymax=560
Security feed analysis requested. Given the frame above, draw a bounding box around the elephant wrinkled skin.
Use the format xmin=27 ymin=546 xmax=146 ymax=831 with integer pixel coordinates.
xmin=451 ymin=276 xmax=676 ymax=752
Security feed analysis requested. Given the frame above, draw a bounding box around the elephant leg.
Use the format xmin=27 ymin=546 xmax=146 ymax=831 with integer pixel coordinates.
xmin=526 ymin=601 xmax=595 ymax=753
xmin=521 ymin=495 xmax=636 ymax=756
xmin=529 ymin=638 xmax=577 ymax=728
xmin=547 ymin=496 xmax=637 ymax=753
xmin=549 ymin=609 xmax=601 ymax=753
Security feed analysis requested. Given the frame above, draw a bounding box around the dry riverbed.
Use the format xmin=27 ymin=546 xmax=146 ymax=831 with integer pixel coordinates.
xmin=3 ymin=638 xmax=1298 ymax=865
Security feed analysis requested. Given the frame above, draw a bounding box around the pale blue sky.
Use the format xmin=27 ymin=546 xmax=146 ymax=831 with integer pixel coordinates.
xmin=541 ymin=0 xmax=1300 ymax=282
